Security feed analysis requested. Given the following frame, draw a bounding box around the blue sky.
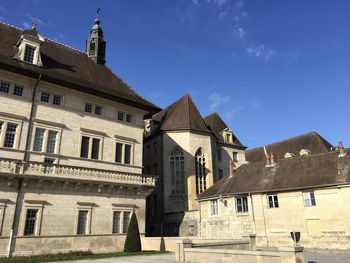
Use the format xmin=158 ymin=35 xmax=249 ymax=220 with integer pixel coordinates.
xmin=1 ymin=0 xmax=349 ymax=148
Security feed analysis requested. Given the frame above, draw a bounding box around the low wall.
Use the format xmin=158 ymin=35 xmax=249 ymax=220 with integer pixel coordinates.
xmin=141 ymin=237 xmax=248 ymax=252
xmin=184 ymin=248 xmax=282 ymax=263
xmin=175 ymin=239 xmax=305 ymax=263
xmin=0 ymin=234 xmax=127 ymax=257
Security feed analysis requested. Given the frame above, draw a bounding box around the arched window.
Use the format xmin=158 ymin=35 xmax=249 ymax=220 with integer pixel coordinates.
xmin=89 ymin=41 xmax=95 ymax=55
xmin=195 ymin=148 xmax=207 ymax=194
xmin=170 ymin=147 xmax=185 ymax=196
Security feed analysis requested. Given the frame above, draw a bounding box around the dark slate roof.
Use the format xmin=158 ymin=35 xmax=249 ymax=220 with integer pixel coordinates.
xmin=198 ymin=149 xmax=350 ymax=199
xmin=152 ymin=94 xmax=211 ymax=133
xmin=203 ymin=112 xmax=246 ymax=148
xmin=0 ymin=22 xmax=159 ymax=112
xmin=245 ymin=132 xmax=333 ymax=163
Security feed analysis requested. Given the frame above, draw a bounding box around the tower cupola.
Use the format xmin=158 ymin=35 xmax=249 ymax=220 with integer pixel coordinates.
xmin=86 ymin=10 xmax=106 ymax=65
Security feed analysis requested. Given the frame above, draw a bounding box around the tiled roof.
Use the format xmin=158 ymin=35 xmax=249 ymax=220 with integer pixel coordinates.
xmin=203 ymin=112 xmax=245 ymax=148
xmin=0 ymin=22 xmax=160 ymax=112
xmin=245 ymin=132 xmax=333 ymax=163
xmin=152 ymin=94 xmax=211 ymax=133
xmin=198 ymin=149 xmax=350 ymax=199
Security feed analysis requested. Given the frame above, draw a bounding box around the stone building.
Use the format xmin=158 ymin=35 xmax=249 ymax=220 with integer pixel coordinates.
xmin=143 ymin=94 xmax=246 ymax=237
xmin=0 ymin=19 xmax=159 ymax=257
xmin=197 ymin=132 xmax=350 ymax=250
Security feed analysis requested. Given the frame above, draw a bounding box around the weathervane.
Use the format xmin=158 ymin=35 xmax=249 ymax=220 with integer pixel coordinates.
xmin=96 ymin=8 xmax=101 ymax=19
xmin=31 ymin=21 xmax=37 ymax=29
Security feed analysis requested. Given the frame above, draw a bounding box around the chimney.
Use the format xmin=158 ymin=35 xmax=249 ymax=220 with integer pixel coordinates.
xmin=338 ymin=141 xmax=346 ymax=157
xmin=264 ymin=146 xmax=270 ymax=167
xmin=270 ymin=153 xmax=276 ymax=167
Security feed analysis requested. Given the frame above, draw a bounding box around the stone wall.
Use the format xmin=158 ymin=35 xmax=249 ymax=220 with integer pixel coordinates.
xmin=199 ymin=186 xmax=350 ymax=250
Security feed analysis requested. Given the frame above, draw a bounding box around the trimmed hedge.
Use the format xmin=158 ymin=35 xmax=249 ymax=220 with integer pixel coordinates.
xmin=123 ymin=212 xmax=142 ymax=252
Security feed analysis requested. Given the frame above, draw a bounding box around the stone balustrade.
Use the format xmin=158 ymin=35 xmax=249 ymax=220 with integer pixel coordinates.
xmin=0 ymin=159 xmax=156 ymax=186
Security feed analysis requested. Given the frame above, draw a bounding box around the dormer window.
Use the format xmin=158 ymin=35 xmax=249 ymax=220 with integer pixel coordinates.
xmin=14 ymin=26 xmax=45 ymax=66
xmin=24 ymin=45 xmax=36 ymax=64
xmin=299 ymin=149 xmax=311 ymax=156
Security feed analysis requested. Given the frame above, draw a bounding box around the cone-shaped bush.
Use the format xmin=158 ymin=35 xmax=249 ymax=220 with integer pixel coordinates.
xmin=123 ymin=212 xmax=142 ymax=252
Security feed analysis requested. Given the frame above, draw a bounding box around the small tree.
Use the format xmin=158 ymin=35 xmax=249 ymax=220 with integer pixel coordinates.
xmin=123 ymin=212 xmax=142 ymax=252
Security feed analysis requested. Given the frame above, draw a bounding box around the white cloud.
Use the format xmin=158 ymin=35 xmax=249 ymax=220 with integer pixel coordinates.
xmin=246 ymin=45 xmax=276 ymax=60
xmin=192 ymin=0 xmax=200 ymax=5
xmin=25 ymin=14 xmax=45 ymax=26
xmin=208 ymin=92 xmax=230 ymax=111
xmin=213 ymin=0 xmax=228 ymax=7
xmin=22 ymin=22 xmax=31 ymax=29
xmin=224 ymin=106 xmax=244 ymax=120
xmin=58 ymin=33 xmax=65 ymax=39
xmin=249 ymin=99 xmax=260 ymax=108
xmin=234 ymin=25 xmax=245 ymax=39
xmin=0 ymin=16 xmax=4 ymax=21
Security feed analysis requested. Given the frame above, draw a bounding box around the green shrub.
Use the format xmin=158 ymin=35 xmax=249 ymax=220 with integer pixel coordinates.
xmin=123 ymin=212 xmax=141 ymax=252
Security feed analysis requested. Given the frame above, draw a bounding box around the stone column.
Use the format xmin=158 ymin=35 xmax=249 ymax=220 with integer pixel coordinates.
xmin=249 ymin=234 xmax=256 ymax=250
xmin=279 ymin=246 xmax=304 ymax=263
xmin=175 ymin=239 xmax=193 ymax=261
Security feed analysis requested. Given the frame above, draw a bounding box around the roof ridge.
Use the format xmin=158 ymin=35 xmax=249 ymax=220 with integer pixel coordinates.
xmin=246 ymin=131 xmax=323 ymax=152
xmin=187 ymin=95 xmax=211 ymax=132
xmin=0 ymin=21 xmax=84 ymax=53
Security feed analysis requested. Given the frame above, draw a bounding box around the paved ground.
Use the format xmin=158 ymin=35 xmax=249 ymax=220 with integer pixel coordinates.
xmin=304 ymin=251 xmax=350 ymax=263
xmin=56 ymin=251 xmax=350 ymax=263
xmin=56 ymin=253 xmax=177 ymax=263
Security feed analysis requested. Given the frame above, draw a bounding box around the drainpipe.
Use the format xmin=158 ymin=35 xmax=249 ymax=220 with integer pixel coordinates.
xmin=24 ymin=74 xmax=41 ymax=162
xmin=249 ymin=193 xmax=256 ymax=234
xmin=260 ymin=194 xmax=269 ymax=247
xmin=7 ymin=74 xmax=41 ymax=258
xmin=7 ymin=178 xmax=23 ymax=258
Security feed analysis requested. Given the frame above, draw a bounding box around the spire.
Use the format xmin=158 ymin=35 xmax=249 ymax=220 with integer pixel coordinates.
xmin=86 ymin=9 xmax=106 ymax=65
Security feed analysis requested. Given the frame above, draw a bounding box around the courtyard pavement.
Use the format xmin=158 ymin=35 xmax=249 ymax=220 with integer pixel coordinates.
xmin=55 ymin=253 xmax=177 ymax=263
xmin=56 ymin=251 xmax=350 ymax=263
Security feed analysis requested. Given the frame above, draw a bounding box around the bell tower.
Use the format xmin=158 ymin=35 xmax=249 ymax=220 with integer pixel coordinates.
xmin=86 ymin=9 xmax=106 ymax=65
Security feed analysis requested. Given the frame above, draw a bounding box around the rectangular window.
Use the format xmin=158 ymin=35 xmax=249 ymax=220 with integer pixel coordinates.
xmin=123 ymin=211 xmax=131 ymax=233
xmin=4 ymin=123 xmax=17 ymax=148
xmin=210 ymin=200 xmax=218 ymax=215
xmin=153 ymin=142 xmax=157 ymax=154
xmin=13 ymin=85 xmax=24 ymax=96
xmin=46 ymin=130 xmax=58 ymax=153
xmin=52 ymin=94 xmax=62 ymax=106
xmin=24 ymin=45 xmax=36 ymax=63
xmin=236 ymin=196 xmax=248 ymax=213
xmin=226 ymin=133 xmax=231 ymax=143
xmin=217 ymin=149 xmax=222 ymax=161
xmin=218 ymin=169 xmax=224 ymax=180
xmin=95 ymin=106 xmax=102 ymax=115
xmin=85 ymin=103 xmax=92 ymax=113
xmin=24 ymin=209 xmax=38 ymax=236
xmin=115 ymin=143 xmax=123 ymax=163
xmin=267 ymin=194 xmax=279 ymax=208
xmin=112 ymin=211 xmax=121 ymax=233
xmin=41 ymin=92 xmax=50 ymax=103
xmin=43 ymin=158 xmax=55 ymax=173
xmin=303 ymin=192 xmax=316 ymax=207
xmin=117 ymin=111 xmax=124 ymax=121
xmin=77 ymin=210 xmax=88 ymax=235
xmin=126 ymin=114 xmax=132 ymax=123
xmin=233 ymin=152 xmax=238 ymax=162
xmin=124 ymin=144 xmax=131 ymax=164
xmin=91 ymin=138 xmax=100 ymax=159
xmin=0 ymin=81 xmax=10 ymax=93
xmin=33 ymin=128 xmax=45 ymax=151
xmin=80 ymin=136 xmax=90 ymax=158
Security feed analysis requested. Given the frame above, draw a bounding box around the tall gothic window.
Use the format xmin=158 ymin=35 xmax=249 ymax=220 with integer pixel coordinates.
xmin=170 ymin=147 xmax=185 ymax=196
xmin=195 ymin=148 xmax=207 ymax=195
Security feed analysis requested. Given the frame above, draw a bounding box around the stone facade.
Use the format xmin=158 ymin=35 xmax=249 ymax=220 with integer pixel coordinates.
xmin=199 ymin=185 xmax=350 ymax=250
xmin=144 ymin=95 xmax=246 ymax=237
xmin=0 ymin=21 xmax=157 ymax=257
